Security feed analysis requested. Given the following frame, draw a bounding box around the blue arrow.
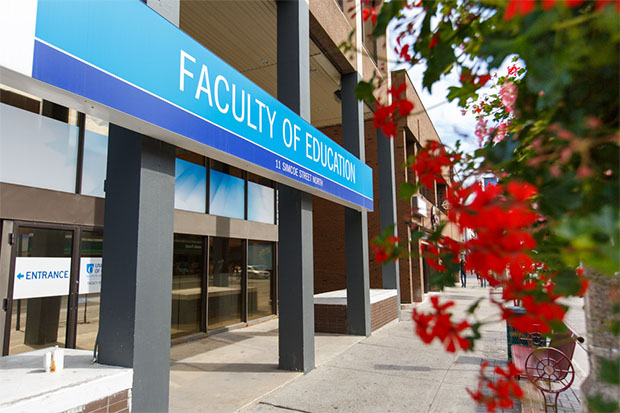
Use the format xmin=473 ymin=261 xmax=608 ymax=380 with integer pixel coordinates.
xmin=17 ymin=273 xmax=24 ymax=280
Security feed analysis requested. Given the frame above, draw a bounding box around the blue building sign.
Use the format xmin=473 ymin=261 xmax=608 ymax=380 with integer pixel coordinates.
xmin=2 ymin=0 xmax=373 ymax=210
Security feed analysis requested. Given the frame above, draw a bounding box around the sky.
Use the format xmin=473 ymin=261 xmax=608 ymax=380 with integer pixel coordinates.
xmin=406 ymin=63 xmax=479 ymax=156
xmin=387 ymin=7 xmax=519 ymax=161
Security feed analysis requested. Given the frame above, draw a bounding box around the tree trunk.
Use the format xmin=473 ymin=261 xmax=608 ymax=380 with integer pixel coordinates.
xmin=581 ymin=268 xmax=620 ymax=412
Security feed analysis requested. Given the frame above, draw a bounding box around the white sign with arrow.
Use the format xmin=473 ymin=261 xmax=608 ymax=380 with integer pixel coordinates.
xmin=13 ymin=257 xmax=72 ymax=300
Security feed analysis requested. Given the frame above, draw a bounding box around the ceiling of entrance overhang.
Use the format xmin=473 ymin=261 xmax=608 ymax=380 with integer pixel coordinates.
xmin=180 ymin=0 xmax=370 ymax=129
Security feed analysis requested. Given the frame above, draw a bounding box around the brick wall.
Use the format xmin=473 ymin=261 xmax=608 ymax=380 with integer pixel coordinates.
xmin=370 ymin=295 xmax=399 ymax=331
xmin=314 ymin=295 xmax=398 ymax=334
xmin=65 ymin=389 xmax=131 ymax=413
xmin=314 ymin=102 xmax=450 ymax=304
xmin=314 ymin=122 xmax=385 ymax=295
xmin=313 ymin=125 xmax=346 ymax=294
xmin=314 ymin=304 xmax=348 ymax=334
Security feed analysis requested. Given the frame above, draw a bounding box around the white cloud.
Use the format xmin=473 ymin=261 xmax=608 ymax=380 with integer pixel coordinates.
xmin=407 ymin=62 xmax=478 ymax=154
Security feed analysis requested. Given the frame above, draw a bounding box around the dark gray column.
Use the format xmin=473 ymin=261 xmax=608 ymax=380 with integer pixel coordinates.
xmin=98 ymin=125 xmax=175 ymax=413
xmin=341 ymin=72 xmax=371 ymax=336
xmin=276 ymin=0 xmax=315 ymax=372
xmin=377 ymin=128 xmax=401 ymax=316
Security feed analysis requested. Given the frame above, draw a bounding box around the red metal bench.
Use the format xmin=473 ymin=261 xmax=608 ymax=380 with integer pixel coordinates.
xmin=511 ymin=326 xmax=584 ymax=413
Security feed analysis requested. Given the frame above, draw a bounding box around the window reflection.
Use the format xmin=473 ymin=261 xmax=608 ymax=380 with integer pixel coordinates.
xmin=208 ymin=237 xmax=243 ymax=329
xmin=172 ymin=235 xmax=204 ymax=338
xmin=247 ymin=241 xmax=274 ymax=320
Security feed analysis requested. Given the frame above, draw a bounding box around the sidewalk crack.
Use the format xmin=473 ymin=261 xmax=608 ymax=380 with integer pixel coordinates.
xmin=258 ymin=401 xmax=313 ymax=413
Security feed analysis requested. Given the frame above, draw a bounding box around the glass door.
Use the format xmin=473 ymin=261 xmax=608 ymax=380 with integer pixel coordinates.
xmin=5 ymin=226 xmax=73 ymax=355
xmin=75 ymin=230 xmax=103 ymax=350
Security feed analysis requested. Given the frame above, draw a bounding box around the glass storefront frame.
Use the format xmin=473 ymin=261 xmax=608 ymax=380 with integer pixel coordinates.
xmin=172 ymin=233 xmax=278 ymax=339
xmin=2 ymin=220 xmax=278 ymax=354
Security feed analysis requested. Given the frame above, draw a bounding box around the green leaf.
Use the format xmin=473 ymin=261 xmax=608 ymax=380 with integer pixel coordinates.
xmin=399 ymin=181 xmax=417 ymax=200
xmin=588 ymin=394 xmax=619 ymax=413
xmin=355 ymin=80 xmax=376 ymax=104
xmin=410 ymin=230 xmax=425 ymax=243
xmin=551 ymin=269 xmax=581 ymax=297
xmin=600 ymin=357 xmax=620 ymax=385
xmin=373 ymin=0 xmax=406 ymax=37
xmin=447 ymin=85 xmax=478 ymax=107
xmin=467 ymin=298 xmax=484 ymax=315
xmin=480 ymin=135 xmax=518 ymax=165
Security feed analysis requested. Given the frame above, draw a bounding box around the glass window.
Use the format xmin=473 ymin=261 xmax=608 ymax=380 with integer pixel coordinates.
xmin=81 ymin=116 xmax=109 ymax=198
xmin=175 ymin=158 xmax=207 ymax=213
xmin=247 ymin=241 xmax=274 ymax=320
xmin=247 ymin=182 xmax=274 ymax=224
xmin=172 ymin=234 xmax=204 ymax=339
xmin=0 ymin=102 xmax=78 ymax=193
xmin=208 ymin=237 xmax=243 ymax=329
xmin=76 ymin=230 xmax=103 ymax=350
xmin=9 ymin=227 xmax=72 ymax=355
xmin=209 ymin=168 xmax=244 ymax=220
xmin=248 ymin=173 xmax=274 ymax=224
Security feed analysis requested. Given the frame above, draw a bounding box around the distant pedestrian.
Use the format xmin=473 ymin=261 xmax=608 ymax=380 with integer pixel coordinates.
xmin=480 ymin=275 xmax=487 ymax=288
xmin=460 ymin=259 xmax=466 ymax=288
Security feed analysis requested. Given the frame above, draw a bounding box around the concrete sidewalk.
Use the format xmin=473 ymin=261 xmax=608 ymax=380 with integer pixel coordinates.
xmin=169 ymin=275 xmax=586 ymax=412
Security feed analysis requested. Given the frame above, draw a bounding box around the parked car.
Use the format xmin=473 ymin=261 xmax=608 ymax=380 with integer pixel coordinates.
xmin=247 ymin=265 xmax=270 ymax=279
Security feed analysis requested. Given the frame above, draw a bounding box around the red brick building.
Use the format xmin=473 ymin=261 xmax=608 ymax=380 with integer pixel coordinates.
xmin=314 ymin=70 xmax=461 ymax=305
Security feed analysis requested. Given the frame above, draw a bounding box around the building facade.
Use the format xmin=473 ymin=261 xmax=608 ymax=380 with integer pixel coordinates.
xmin=313 ymin=70 xmax=461 ymax=305
xmin=0 ymin=0 xmax=410 ymax=410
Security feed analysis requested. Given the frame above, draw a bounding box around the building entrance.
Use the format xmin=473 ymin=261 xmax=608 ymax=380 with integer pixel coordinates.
xmin=2 ymin=223 xmax=103 ymax=356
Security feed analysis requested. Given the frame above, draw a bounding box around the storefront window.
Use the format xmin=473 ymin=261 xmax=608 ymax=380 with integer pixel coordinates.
xmin=75 ymin=230 xmax=103 ymax=350
xmin=247 ymin=241 xmax=274 ymax=320
xmin=208 ymin=237 xmax=243 ymax=329
xmin=172 ymin=234 xmax=204 ymax=338
xmin=9 ymin=227 xmax=72 ymax=354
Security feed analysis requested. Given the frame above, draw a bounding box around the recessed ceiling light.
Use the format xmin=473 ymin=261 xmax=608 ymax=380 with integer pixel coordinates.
xmin=261 ymin=59 xmax=270 ymax=65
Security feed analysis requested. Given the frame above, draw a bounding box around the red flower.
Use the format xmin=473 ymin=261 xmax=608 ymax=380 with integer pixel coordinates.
xmin=507 ymin=181 xmax=537 ymax=201
xmin=565 ymin=0 xmax=585 ymax=7
xmin=361 ymin=7 xmax=377 ymax=24
xmin=467 ymin=362 xmax=523 ymax=412
xmin=412 ymin=296 xmax=471 ymax=352
xmin=504 ymin=0 xmax=535 ymax=21
xmin=411 ymin=141 xmax=460 ymax=189
xmin=576 ymin=267 xmax=589 ymax=297
xmin=398 ymin=99 xmax=414 ymax=116
xmin=429 ymin=33 xmax=440 ymax=50
xmin=507 ymin=64 xmax=520 ymax=77
xmin=372 ymin=85 xmax=415 ymax=139
xmin=372 ymin=244 xmax=389 ymax=264
xmin=398 ymin=44 xmax=411 ymax=61
xmin=477 ymin=74 xmax=492 ymax=86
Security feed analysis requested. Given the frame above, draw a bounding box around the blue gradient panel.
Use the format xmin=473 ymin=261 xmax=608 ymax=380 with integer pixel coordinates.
xmin=31 ymin=0 xmax=373 ymax=210
xmin=248 ymin=182 xmax=275 ymax=224
xmin=209 ymin=169 xmax=244 ymax=220
xmin=175 ymin=159 xmax=206 ymax=213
